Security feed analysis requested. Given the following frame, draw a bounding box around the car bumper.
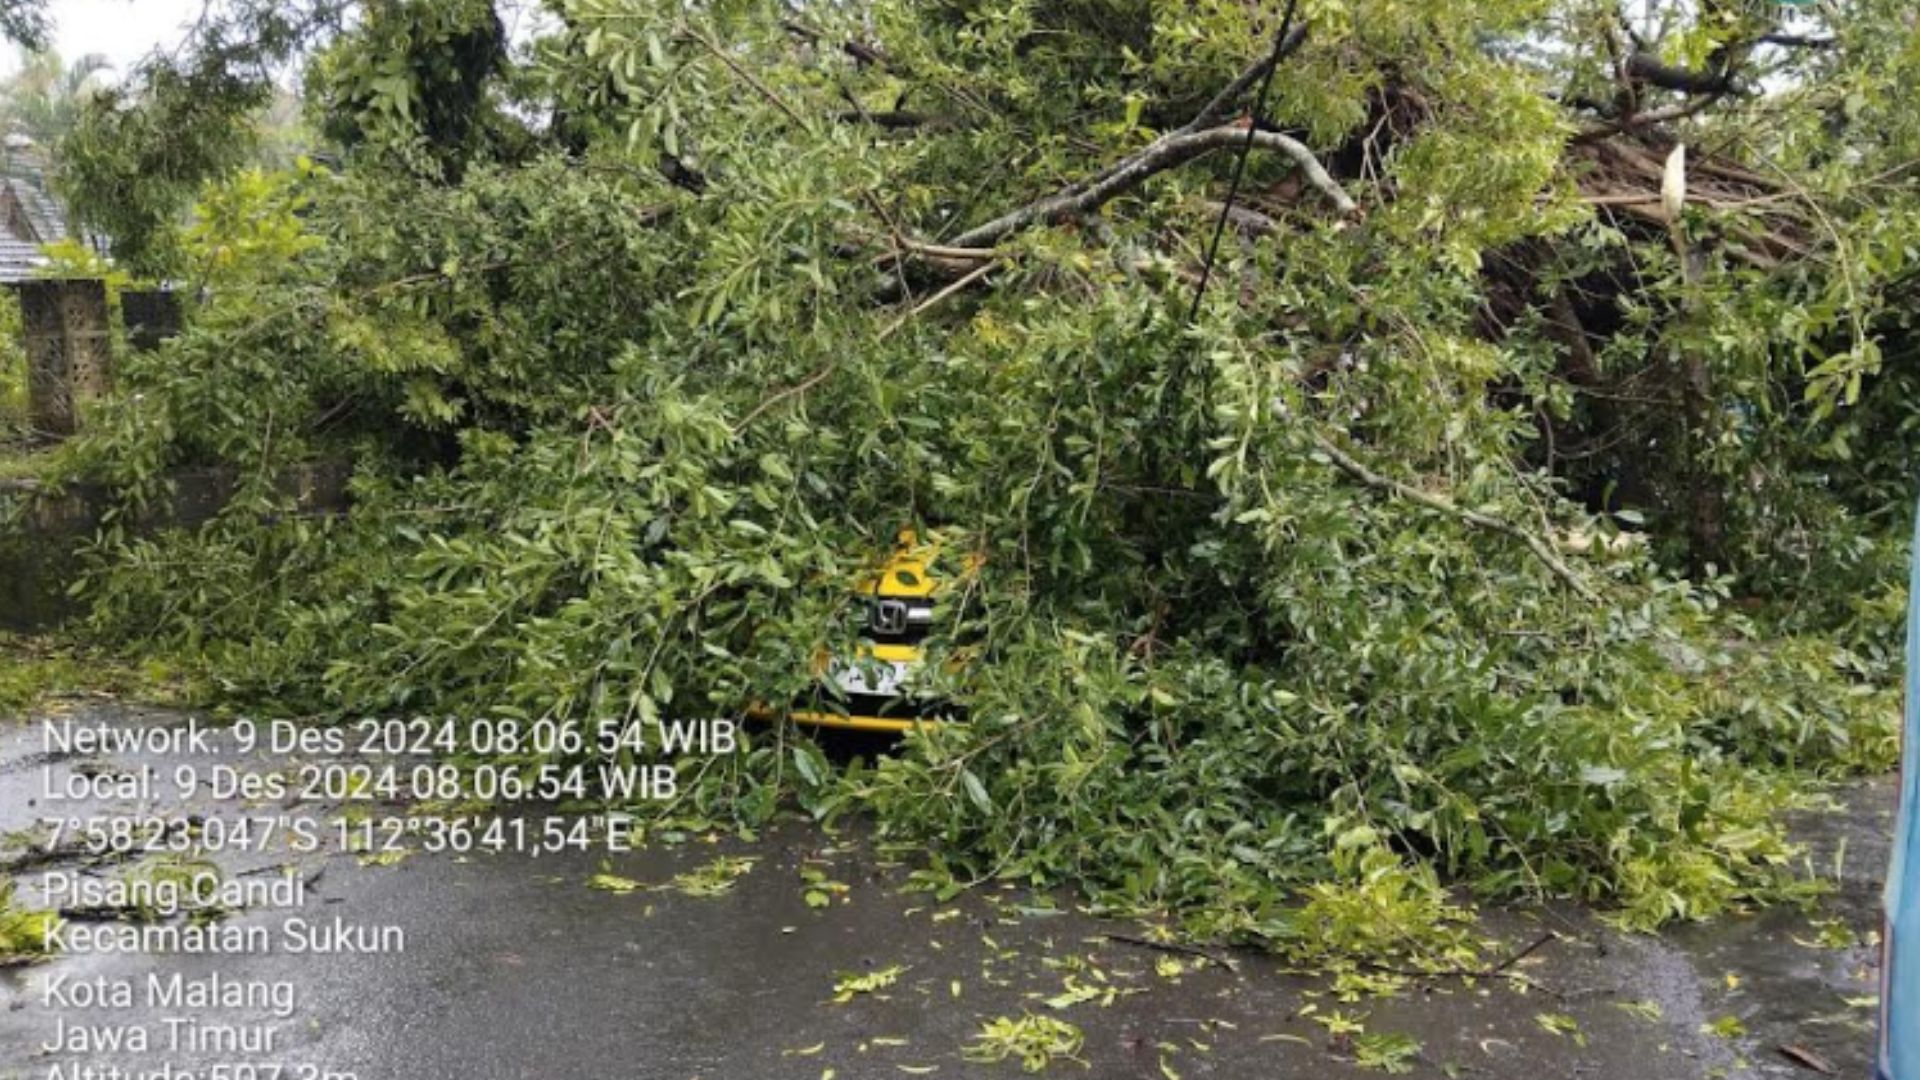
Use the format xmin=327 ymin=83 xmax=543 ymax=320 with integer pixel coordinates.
xmin=786 ymin=710 xmax=945 ymax=733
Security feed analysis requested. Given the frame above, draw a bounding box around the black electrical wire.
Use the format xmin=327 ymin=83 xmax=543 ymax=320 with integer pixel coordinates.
xmin=1186 ymin=0 xmax=1301 ymax=327
xmin=1156 ymin=0 xmax=1302 ymax=460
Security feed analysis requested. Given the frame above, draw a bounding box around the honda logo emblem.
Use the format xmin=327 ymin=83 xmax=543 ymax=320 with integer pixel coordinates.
xmin=871 ymin=599 xmax=908 ymax=635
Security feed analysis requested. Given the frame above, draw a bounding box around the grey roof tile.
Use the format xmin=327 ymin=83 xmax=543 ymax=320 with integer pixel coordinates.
xmin=0 ymin=236 xmax=49 ymax=282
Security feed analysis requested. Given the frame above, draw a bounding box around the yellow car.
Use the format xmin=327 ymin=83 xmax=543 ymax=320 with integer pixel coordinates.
xmin=785 ymin=530 xmax=973 ymax=733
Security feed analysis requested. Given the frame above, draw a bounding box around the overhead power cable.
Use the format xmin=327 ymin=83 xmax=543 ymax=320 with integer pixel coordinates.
xmin=1185 ymin=0 xmax=1302 ymax=326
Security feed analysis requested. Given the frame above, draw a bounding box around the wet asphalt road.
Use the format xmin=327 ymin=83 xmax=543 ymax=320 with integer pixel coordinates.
xmin=0 ymin=701 xmax=1894 ymax=1079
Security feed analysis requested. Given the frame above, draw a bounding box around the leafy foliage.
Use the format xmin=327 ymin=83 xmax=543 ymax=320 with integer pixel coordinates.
xmin=0 ymin=635 xmax=162 ymax=718
xmin=1352 ymin=1031 xmax=1422 ymax=1074
xmin=28 ymin=0 xmax=1920 ymax=948
xmin=964 ymin=1013 xmax=1085 ymax=1073
xmin=0 ymin=878 xmax=56 ymax=962
xmin=53 ymin=0 xmax=342 ymax=273
xmin=0 ymin=289 xmax=23 ymax=439
xmin=0 ymin=50 xmax=108 ymax=147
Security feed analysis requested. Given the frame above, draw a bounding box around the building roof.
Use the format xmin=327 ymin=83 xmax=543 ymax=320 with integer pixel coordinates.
xmin=5 ymin=175 xmax=66 ymax=242
xmin=0 ymin=235 xmax=48 ymax=280
xmin=0 ymin=140 xmax=70 ymax=282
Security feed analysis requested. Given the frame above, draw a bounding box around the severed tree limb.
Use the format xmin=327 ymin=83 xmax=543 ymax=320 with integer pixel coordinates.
xmin=1574 ymin=17 xmax=1773 ymax=141
xmin=1310 ymin=432 xmax=1602 ymax=603
xmin=944 ymin=125 xmax=1356 ymax=251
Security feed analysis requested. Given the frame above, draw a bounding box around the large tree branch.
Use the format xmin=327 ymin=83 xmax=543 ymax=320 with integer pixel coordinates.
xmin=1047 ymin=31 xmax=1314 ymax=205
xmin=1758 ymin=33 xmax=1834 ymax=49
xmin=1625 ymin=50 xmax=1735 ymax=95
xmin=1573 ymin=30 xmax=1763 ymax=143
xmin=945 ymin=125 xmax=1355 ymax=251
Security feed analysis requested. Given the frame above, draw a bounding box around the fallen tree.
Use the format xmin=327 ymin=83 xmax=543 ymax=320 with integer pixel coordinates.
xmin=32 ymin=0 xmax=1920 ymax=946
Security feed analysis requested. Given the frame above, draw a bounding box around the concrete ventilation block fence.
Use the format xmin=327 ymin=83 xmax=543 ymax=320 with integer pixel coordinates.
xmin=13 ymin=278 xmax=112 ymax=439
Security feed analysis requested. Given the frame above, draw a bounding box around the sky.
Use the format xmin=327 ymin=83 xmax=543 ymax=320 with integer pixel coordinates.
xmin=0 ymin=0 xmax=206 ymax=81
xmin=0 ymin=0 xmax=554 ymax=81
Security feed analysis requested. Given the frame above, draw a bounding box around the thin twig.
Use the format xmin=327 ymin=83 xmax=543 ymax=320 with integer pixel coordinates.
xmin=1311 ymin=433 xmax=1601 ymax=603
xmin=731 ymin=260 xmax=1000 ymax=437
xmin=684 ymin=24 xmax=805 ymax=125
xmin=729 ymin=363 xmax=836 ymax=437
xmin=1574 ymin=94 xmax=1722 ymax=143
xmin=879 ymin=258 xmax=999 ymax=338
xmin=1358 ymin=931 xmax=1561 ymax=991
xmin=1102 ymin=933 xmax=1240 ymax=973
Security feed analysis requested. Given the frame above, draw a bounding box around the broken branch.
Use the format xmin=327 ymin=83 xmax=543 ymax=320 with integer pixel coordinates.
xmin=1310 ymin=433 xmax=1602 ymax=603
xmin=1574 ymin=94 xmax=1723 ymax=143
xmin=945 ymin=125 xmax=1356 ymax=251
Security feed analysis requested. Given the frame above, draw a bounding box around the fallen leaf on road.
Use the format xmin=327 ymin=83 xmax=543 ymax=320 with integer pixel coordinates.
xmin=1703 ymin=1014 xmax=1748 ymax=1039
xmin=587 ymin=872 xmax=643 ymax=893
